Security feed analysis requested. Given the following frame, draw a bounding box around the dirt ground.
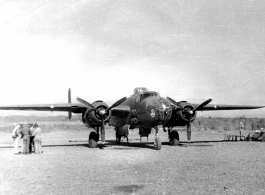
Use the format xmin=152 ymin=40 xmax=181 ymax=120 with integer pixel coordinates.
xmin=1 ymin=128 xmax=265 ymax=195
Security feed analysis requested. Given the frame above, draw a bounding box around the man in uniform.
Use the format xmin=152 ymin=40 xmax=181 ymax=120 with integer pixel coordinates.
xmin=32 ymin=123 xmax=42 ymax=154
xmin=239 ymin=120 xmax=244 ymax=140
xmin=29 ymin=123 xmax=35 ymax=153
xmin=21 ymin=123 xmax=31 ymax=155
xmin=12 ymin=123 xmax=21 ymax=154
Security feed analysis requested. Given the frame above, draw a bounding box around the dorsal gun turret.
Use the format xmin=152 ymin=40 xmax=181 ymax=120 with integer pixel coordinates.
xmin=133 ymin=87 xmax=148 ymax=96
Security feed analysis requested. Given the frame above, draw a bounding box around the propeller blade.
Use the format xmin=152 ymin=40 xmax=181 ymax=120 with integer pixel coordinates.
xmin=106 ymin=97 xmax=127 ymax=112
xmin=101 ymin=120 xmax=105 ymax=142
xmin=166 ymin=97 xmax=184 ymax=109
xmin=194 ymin=98 xmax=212 ymax=111
xmin=68 ymin=88 xmax=72 ymax=119
xmin=187 ymin=118 xmax=191 ymax=142
xmin=76 ymin=97 xmax=96 ymax=110
xmin=68 ymin=112 xmax=72 ymax=120
xmin=68 ymin=88 xmax=71 ymax=103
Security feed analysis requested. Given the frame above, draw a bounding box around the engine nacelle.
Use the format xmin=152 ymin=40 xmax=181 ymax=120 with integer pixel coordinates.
xmin=82 ymin=101 xmax=111 ymax=127
xmin=164 ymin=102 xmax=197 ymax=127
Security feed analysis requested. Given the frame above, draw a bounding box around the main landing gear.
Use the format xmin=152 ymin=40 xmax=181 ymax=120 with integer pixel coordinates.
xmin=166 ymin=127 xmax=180 ymax=146
xmin=88 ymin=127 xmax=100 ymax=148
xmin=88 ymin=131 xmax=98 ymax=148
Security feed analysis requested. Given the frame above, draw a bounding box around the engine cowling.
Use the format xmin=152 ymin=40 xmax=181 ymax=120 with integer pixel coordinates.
xmin=165 ymin=102 xmax=197 ymax=127
xmin=82 ymin=101 xmax=111 ymax=127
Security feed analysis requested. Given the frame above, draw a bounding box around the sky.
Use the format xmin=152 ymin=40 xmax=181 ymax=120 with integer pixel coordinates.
xmin=0 ymin=0 xmax=265 ymax=117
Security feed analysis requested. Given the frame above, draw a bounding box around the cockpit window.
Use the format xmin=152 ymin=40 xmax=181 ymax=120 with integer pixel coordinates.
xmin=136 ymin=95 xmax=141 ymax=102
xmin=140 ymin=92 xmax=159 ymax=101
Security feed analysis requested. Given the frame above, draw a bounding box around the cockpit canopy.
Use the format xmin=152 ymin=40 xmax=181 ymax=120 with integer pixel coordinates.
xmin=133 ymin=87 xmax=148 ymax=95
xmin=141 ymin=92 xmax=159 ymax=100
xmin=135 ymin=91 xmax=160 ymax=102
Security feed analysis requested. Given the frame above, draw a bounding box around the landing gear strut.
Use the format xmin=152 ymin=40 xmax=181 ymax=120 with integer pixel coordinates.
xmin=115 ymin=128 xmax=121 ymax=144
xmin=154 ymin=126 xmax=162 ymax=150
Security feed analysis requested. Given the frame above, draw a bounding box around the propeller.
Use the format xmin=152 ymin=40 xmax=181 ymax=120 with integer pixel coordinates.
xmin=76 ymin=96 xmax=127 ymax=142
xmin=68 ymin=88 xmax=72 ymax=119
xmin=167 ymin=97 xmax=212 ymax=142
xmin=106 ymin=97 xmax=127 ymax=112
xmin=76 ymin=97 xmax=96 ymax=110
xmin=100 ymin=119 xmax=105 ymax=143
xmin=166 ymin=97 xmax=185 ymax=110
xmin=194 ymin=98 xmax=212 ymax=111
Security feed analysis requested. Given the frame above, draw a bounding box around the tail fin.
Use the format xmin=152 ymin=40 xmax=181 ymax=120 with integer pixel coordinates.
xmin=68 ymin=88 xmax=72 ymax=119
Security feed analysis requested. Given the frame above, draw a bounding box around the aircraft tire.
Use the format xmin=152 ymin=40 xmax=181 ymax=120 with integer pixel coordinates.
xmin=170 ymin=131 xmax=179 ymax=146
xmin=154 ymin=137 xmax=162 ymax=150
xmin=89 ymin=132 xmax=98 ymax=148
xmin=171 ymin=138 xmax=179 ymax=146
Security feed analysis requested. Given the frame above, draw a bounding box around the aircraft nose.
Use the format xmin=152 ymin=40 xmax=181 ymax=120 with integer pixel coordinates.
xmin=156 ymin=99 xmax=172 ymax=123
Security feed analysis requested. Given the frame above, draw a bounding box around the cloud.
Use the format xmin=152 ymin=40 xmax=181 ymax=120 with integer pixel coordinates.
xmin=0 ymin=0 xmax=265 ymax=117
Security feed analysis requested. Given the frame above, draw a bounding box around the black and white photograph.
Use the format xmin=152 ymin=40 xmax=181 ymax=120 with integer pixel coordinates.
xmin=1 ymin=0 xmax=265 ymax=194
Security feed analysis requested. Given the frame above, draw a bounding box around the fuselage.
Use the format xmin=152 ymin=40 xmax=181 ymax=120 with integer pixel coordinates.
xmin=118 ymin=90 xmax=173 ymax=128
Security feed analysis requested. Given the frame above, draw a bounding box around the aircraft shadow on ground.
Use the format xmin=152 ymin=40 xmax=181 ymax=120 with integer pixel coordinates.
xmin=47 ymin=139 xmax=227 ymax=149
xmin=0 ymin=140 xmax=237 ymax=149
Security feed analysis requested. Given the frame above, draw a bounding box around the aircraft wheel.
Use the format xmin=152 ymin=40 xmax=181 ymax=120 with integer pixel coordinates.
xmin=170 ymin=131 xmax=179 ymax=146
xmin=89 ymin=132 xmax=98 ymax=148
xmin=154 ymin=137 xmax=162 ymax=150
xmin=171 ymin=138 xmax=179 ymax=146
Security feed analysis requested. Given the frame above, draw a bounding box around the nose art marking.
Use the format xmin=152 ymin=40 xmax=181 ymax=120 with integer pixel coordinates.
xmin=150 ymin=109 xmax=155 ymax=117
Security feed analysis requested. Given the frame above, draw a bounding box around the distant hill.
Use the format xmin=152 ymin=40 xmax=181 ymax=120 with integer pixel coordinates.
xmin=194 ymin=116 xmax=265 ymax=131
xmin=1 ymin=115 xmax=264 ymax=133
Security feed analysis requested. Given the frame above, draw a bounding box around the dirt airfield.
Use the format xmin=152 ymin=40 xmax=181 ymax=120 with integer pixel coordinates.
xmin=1 ymin=127 xmax=265 ymax=195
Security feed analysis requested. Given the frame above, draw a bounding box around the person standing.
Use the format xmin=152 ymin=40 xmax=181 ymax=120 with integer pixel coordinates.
xmin=29 ymin=123 xmax=35 ymax=153
xmin=32 ymin=123 xmax=42 ymax=154
xmin=21 ymin=123 xmax=31 ymax=155
xmin=239 ymin=121 xmax=244 ymax=140
xmin=12 ymin=123 xmax=21 ymax=154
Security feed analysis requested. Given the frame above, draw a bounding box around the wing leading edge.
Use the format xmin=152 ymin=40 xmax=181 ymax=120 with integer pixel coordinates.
xmin=0 ymin=103 xmax=87 ymax=114
xmin=192 ymin=103 xmax=264 ymax=111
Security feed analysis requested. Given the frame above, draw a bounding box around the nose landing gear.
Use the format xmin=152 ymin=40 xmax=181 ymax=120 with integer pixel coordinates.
xmin=154 ymin=126 xmax=162 ymax=150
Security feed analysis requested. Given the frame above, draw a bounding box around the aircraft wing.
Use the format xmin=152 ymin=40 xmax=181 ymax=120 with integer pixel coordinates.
xmin=191 ymin=103 xmax=264 ymax=111
xmin=0 ymin=103 xmax=87 ymax=113
xmin=111 ymin=105 xmax=130 ymax=117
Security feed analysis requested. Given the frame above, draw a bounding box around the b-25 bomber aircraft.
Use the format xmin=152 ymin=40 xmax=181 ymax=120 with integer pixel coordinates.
xmin=0 ymin=87 xmax=264 ymax=150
